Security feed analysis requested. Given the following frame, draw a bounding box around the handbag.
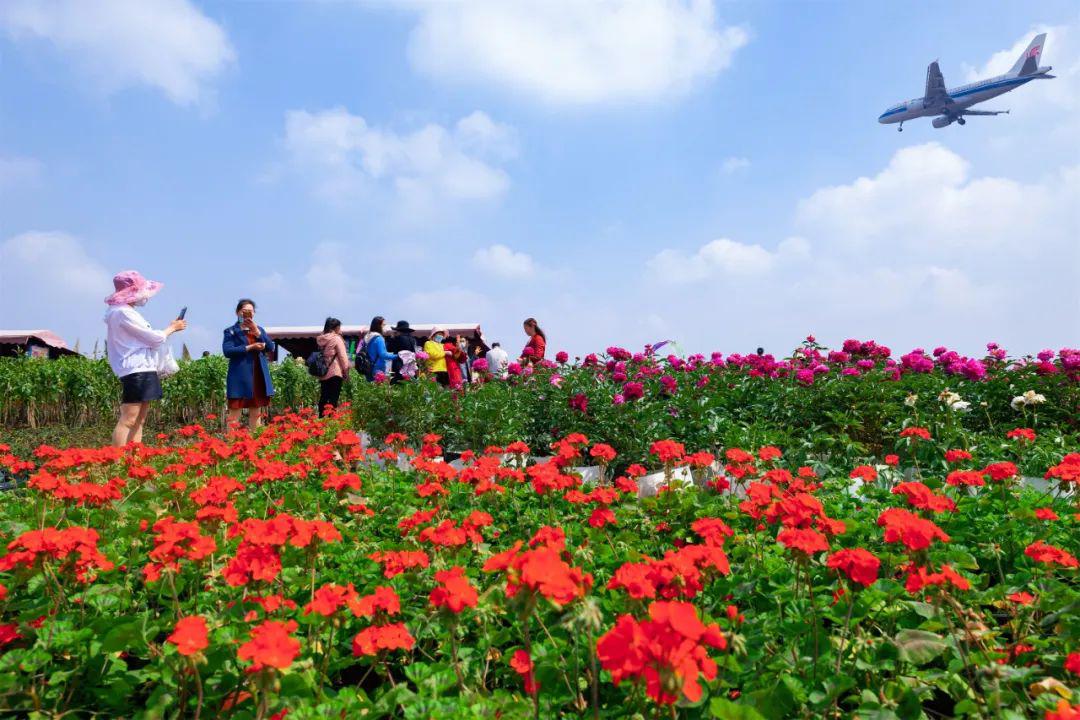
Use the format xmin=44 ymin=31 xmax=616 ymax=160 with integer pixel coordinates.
xmin=156 ymin=345 xmax=180 ymax=378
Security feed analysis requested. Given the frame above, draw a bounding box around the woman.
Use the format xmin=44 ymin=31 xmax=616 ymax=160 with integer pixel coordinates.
xmin=521 ymin=317 xmax=547 ymax=364
xmin=386 ymin=320 xmax=417 ymax=384
xmin=444 ymin=336 xmax=468 ymax=390
xmin=104 ymin=270 xmax=186 ymax=447
xmin=316 ymin=317 xmax=349 ymax=416
xmin=361 ymin=316 xmax=396 ymax=381
xmin=223 ymin=299 xmax=276 ymax=431
xmin=424 ymin=327 xmax=450 ymax=386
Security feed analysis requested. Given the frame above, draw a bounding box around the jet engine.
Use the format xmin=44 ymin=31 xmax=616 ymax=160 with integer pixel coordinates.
xmin=932 ymin=115 xmax=954 ymax=129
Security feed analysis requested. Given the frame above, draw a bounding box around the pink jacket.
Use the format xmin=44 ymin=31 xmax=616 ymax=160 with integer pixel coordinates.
xmin=317 ymin=333 xmax=349 ymax=381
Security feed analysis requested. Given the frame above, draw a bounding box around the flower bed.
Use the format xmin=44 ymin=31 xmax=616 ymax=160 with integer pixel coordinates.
xmin=0 ymin=402 xmax=1078 ymax=718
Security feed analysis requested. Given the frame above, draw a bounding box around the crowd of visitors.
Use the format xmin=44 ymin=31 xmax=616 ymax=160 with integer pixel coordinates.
xmin=102 ymin=269 xmax=548 ymax=441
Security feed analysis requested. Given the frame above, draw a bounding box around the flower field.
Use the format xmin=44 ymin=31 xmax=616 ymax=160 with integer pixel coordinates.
xmin=1 ymin=340 xmax=1079 ymax=719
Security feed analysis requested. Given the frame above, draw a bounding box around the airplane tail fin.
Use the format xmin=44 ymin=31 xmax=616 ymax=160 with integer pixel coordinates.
xmin=1009 ymin=33 xmax=1046 ymax=77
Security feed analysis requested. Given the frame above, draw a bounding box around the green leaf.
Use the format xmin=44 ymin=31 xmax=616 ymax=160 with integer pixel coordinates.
xmin=710 ymin=697 xmax=767 ymax=720
xmin=894 ymin=629 xmax=948 ymax=665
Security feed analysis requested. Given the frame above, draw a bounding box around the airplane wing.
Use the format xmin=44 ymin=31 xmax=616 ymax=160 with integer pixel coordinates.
xmin=960 ymin=109 xmax=1009 ymax=116
xmin=923 ymin=61 xmax=952 ymax=108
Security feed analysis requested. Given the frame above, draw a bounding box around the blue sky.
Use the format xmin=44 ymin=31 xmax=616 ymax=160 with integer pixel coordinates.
xmin=2 ymin=0 xmax=1077 ymax=359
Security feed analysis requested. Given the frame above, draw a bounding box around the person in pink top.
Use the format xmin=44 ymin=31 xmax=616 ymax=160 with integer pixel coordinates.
xmin=316 ymin=317 xmax=349 ymax=416
xmin=521 ymin=317 xmax=547 ymax=365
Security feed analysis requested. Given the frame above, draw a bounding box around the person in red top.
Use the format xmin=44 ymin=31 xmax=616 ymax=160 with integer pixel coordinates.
xmin=444 ymin=336 xmax=468 ymax=390
xmin=521 ymin=317 xmax=546 ymax=364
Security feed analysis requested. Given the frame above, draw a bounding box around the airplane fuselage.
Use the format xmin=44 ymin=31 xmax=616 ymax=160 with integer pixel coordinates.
xmin=878 ymin=67 xmax=1051 ymax=124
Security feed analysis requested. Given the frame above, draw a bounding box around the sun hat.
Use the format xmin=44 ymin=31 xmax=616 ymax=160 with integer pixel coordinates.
xmin=105 ymin=270 xmax=163 ymax=306
xmin=393 ymin=320 xmax=413 ymax=333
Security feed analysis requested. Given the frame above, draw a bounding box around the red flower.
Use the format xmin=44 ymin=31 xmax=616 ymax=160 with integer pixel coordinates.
xmin=509 ymin=650 xmax=539 ymax=695
xmin=1006 ymin=591 xmax=1035 ymax=605
xmin=304 ymin=583 xmax=359 ymax=617
xmin=0 ymin=623 xmax=21 ymax=648
xmin=944 ymin=449 xmax=972 ymax=463
xmin=167 ymin=616 xmax=209 ymax=656
xmin=349 ymin=587 xmax=401 ymax=618
xmin=649 ymin=440 xmax=685 ymax=464
xmin=368 ymin=550 xmax=430 ymax=578
xmin=983 ymin=461 xmax=1018 ymax=482
xmin=1046 ymin=699 xmax=1080 ymax=720
xmin=758 ymin=446 xmax=783 ymax=462
xmin=877 ymin=508 xmax=950 ymax=551
xmin=589 ymin=444 xmax=617 ymax=463
xmin=1006 ymin=427 xmax=1036 ymax=442
xmin=946 ymin=470 xmax=985 ymax=487
xmin=892 ymin=482 xmax=955 ymax=514
xmin=588 ymin=507 xmax=617 ymax=528
xmin=904 ymin=564 xmax=970 ymax=594
xmin=849 ymin=465 xmax=877 ymax=483
xmin=596 ymin=601 xmax=726 ymax=705
xmin=1046 ymin=453 xmax=1080 ymax=486
xmin=884 ymin=454 xmax=900 ymax=466
xmin=1065 ymin=652 xmax=1080 ymax=676
xmin=899 ymin=427 xmax=931 ymax=441
xmin=1034 ymin=507 xmax=1059 ymax=521
xmin=1024 ymin=541 xmax=1079 ymax=569
xmin=237 ymin=620 xmax=301 ymax=671
xmin=352 ymin=623 xmax=415 ymax=656
xmin=429 ymin=566 xmax=478 ymax=614
xmin=777 ymin=528 xmax=829 ymax=555
xmin=826 ymin=548 xmax=880 ymax=587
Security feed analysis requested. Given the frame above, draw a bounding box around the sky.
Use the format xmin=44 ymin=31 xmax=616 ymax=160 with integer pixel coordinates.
xmin=1 ymin=0 xmax=1078 ymax=360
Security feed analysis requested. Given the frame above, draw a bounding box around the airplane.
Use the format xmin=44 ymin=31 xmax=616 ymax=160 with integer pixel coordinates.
xmin=879 ymin=34 xmax=1054 ymax=131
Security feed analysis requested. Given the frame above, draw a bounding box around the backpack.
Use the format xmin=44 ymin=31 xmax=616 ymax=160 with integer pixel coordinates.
xmin=354 ymin=339 xmax=374 ymax=379
xmin=306 ymin=350 xmax=329 ymax=377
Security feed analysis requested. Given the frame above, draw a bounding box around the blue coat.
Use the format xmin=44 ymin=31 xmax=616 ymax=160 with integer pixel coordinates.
xmin=223 ymin=322 xmax=276 ymax=399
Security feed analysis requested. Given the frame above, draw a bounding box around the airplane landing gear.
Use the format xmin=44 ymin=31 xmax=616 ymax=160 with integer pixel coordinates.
xmin=898 ymin=122 xmax=903 ymax=132
xmin=957 ymin=117 xmax=966 ymax=125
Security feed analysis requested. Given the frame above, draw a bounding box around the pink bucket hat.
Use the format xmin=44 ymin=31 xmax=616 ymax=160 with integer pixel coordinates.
xmin=104 ymin=270 xmax=164 ymax=306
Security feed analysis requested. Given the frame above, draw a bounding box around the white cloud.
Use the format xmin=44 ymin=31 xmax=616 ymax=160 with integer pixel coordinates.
xmin=0 ymin=156 xmax=43 ymax=189
xmin=254 ymin=271 xmax=285 ymax=294
xmin=472 ymin=243 xmax=535 ymax=279
xmin=402 ymin=0 xmax=749 ymax=105
xmin=0 ymin=231 xmax=113 ymax=348
xmin=0 ymin=0 xmax=234 ymax=105
xmin=648 ymin=236 xmax=807 ymax=283
xmin=720 ymin=156 xmax=750 ymax=174
xmin=794 ymin=142 xmax=1069 ymax=257
xmin=629 ymin=143 xmax=1079 ymax=355
xmin=282 ymin=108 xmax=515 ymax=216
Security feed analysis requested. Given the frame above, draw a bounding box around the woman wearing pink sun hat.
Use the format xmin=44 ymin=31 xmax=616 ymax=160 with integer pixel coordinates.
xmin=103 ymin=270 xmax=186 ymax=447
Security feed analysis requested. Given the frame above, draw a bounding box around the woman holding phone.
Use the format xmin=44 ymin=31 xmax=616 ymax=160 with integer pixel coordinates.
xmin=223 ymin=298 xmax=275 ymax=430
xmin=104 ymin=270 xmax=186 ymax=447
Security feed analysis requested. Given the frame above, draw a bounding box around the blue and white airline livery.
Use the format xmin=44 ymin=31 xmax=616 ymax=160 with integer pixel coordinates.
xmin=879 ymin=34 xmax=1054 ymax=131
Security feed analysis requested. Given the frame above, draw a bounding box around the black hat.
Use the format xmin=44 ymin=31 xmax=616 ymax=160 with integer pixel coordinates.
xmin=393 ymin=320 xmax=413 ymax=333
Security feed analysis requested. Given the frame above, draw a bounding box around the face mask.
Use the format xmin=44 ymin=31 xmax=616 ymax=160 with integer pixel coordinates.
xmin=134 ymin=298 xmax=148 ymax=307
xmin=433 ymin=335 xmax=444 ymax=342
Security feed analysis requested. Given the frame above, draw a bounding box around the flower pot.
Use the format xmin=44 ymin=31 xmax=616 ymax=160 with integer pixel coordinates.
xmin=574 ymin=465 xmax=602 ymax=486
xmin=638 ymin=467 xmax=692 ymax=498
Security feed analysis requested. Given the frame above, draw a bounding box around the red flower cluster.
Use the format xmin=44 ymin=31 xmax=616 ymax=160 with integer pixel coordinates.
xmin=608 ymin=544 xmax=730 ymax=600
xmin=905 ymin=564 xmax=971 ymax=594
xmin=483 ymin=539 xmax=593 ymax=607
xmin=1024 ymin=541 xmax=1079 ymax=569
xmin=892 ymin=482 xmax=956 ymax=514
xmin=0 ymin=526 xmax=113 ymax=581
xmin=509 ymin=650 xmax=539 ymax=695
xmin=877 ymin=508 xmax=950 ymax=551
xmin=778 ymin=527 xmax=829 ymax=555
xmin=429 ymin=566 xmax=479 ymax=613
xmin=597 ymin=601 xmax=727 ymax=705
xmin=826 ymin=548 xmax=880 ymax=587
xmin=28 ymin=470 xmax=126 ymax=507
xmin=143 ymin=516 xmax=217 ymax=582
xmin=238 ymin=620 xmax=301 ymax=671
xmin=352 ymin=623 xmax=415 ymax=657
xmin=167 ymin=616 xmax=209 ymax=656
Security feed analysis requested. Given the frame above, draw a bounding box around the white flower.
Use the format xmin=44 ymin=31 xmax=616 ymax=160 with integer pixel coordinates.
xmin=948 ymin=400 xmax=971 ymax=413
xmin=1011 ymin=390 xmax=1047 ymax=410
xmin=904 ymin=394 xmax=918 ymax=408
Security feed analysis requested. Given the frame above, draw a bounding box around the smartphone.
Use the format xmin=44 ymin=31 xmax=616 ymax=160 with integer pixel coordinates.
xmin=177 ymin=307 xmax=188 ymax=320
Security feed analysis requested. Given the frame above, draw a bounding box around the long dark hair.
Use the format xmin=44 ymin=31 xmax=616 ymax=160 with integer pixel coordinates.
xmin=523 ymin=317 xmax=545 ymax=340
xmin=368 ymin=316 xmax=385 ymax=335
xmin=324 ymin=317 xmax=341 ymax=333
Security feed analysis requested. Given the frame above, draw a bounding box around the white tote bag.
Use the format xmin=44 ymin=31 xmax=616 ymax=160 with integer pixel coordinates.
xmin=156 ymin=345 xmax=180 ymax=378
